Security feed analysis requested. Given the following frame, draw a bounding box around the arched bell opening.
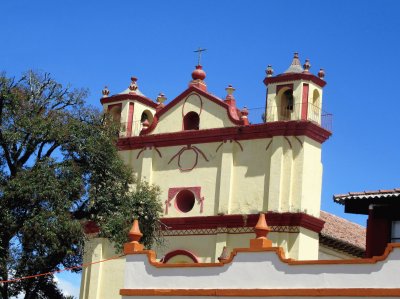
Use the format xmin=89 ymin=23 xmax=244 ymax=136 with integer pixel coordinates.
xmin=183 ymin=111 xmax=200 ymax=130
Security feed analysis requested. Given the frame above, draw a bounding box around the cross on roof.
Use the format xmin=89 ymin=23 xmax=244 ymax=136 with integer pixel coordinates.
xmin=194 ymin=47 xmax=207 ymax=66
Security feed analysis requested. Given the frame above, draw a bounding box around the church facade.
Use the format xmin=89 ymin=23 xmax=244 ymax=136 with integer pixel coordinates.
xmin=80 ymin=54 xmax=366 ymax=299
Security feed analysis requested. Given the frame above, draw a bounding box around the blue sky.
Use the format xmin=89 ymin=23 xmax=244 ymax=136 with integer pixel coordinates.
xmin=2 ymin=0 xmax=400 ymax=297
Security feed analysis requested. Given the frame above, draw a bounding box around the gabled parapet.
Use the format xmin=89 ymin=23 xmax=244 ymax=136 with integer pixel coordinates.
xmin=120 ymin=216 xmax=400 ymax=297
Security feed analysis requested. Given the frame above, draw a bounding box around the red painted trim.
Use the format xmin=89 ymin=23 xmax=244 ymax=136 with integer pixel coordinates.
xmin=182 ymin=93 xmax=203 ymax=117
xmin=161 ymin=212 xmax=325 ymax=234
xmin=140 ymin=86 xmax=243 ymax=135
xmin=276 ymin=84 xmax=293 ymax=95
xmin=264 ymin=73 xmax=327 ymax=88
xmin=107 ymin=103 xmax=122 ymax=112
xmin=166 ymin=187 xmax=204 ymax=214
xmin=117 ymin=121 xmax=331 ymax=151
xmin=101 ymin=93 xmax=158 ymax=109
xmin=127 ymin=102 xmax=134 ymax=137
xmin=301 ymin=83 xmax=309 ymax=120
xmin=161 ymin=249 xmax=200 ymax=263
xmin=177 ymin=147 xmax=199 ymax=172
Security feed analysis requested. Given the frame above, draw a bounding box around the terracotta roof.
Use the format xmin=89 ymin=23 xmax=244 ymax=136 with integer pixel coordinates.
xmin=333 ymin=188 xmax=400 ymax=204
xmin=319 ymin=211 xmax=366 ymax=257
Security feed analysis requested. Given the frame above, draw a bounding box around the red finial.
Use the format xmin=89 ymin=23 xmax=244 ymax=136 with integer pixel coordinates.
xmin=102 ymin=86 xmax=110 ymax=97
xmin=191 ymin=65 xmax=206 ymax=81
xmin=156 ymin=93 xmax=167 ymax=110
xmin=250 ymin=213 xmax=272 ymax=249
xmin=303 ymin=59 xmax=311 ymax=73
xmin=128 ymin=219 xmax=143 ymax=242
xmin=241 ymin=106 xmax=249 ymax=125
xmin=129 ymin=77 xmax=138 ymax=92
xmin=249 ymin=213 xmax=272 ymax=249
xmin=224 ymin=85 xmax=236 ymax=107
xmin=124 ymin=219 xmax=145 ymax=254
xmin=266 ymin=65 xmax=274 ymax=77
xmin=318 ymin=68 xmax=325 ymax=79
xmin=254 ymin=213 xmax=270 ymax=239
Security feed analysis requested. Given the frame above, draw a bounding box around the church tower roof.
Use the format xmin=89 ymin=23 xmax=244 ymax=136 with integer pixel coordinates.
xmin=284 ymin=52 xmax=304 ymax=74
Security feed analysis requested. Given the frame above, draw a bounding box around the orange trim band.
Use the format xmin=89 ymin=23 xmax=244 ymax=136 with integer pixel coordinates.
xmin=120 ymin=288 xmax=400 ymax=297
xmin=126 ymin=243 xmax=400 ymax=268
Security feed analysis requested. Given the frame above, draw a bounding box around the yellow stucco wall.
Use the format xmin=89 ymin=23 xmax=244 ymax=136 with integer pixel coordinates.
xmin=118 ymin=135 xmax=322 ymax=218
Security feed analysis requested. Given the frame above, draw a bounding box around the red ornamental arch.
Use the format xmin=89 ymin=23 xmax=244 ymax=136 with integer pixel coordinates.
xmin=161 ymin=249 xmax=200 ymax=264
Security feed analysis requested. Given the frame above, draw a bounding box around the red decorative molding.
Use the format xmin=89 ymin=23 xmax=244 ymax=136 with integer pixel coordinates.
xmin=265 ymin=139 xmax=273 ymax=151
xmin=154 ymin=147 xmax=162 ymax=158
xmin=168 ymin=145 xmax=208 ymax=172
xmin=136 ymin=147 xmax=147 ymax=159
xmin=233 ymin=140 xmax=243 ymax=151
xmin=276 ymin=83 xmax=294 ymax=95
xmin=161 ymin=212 xmax=325 ymax=234
xmin=107 ymin=103 xmax=122 ymax=112
xmin=182 ymin=93 xmax=203 ymax=117
xmin=140 ymin=86 xmax=243 ymax=135
xmin=126 ymin=103 xmax=134 ymax=137
xmin=165 ymin=187 xmax=204 ymax=214
xmin=161 ymin=249 xmax=200 ymax=263
xmin=284 ymin=136 xmax=292 ymax=149
xmin=264 ymin=73 xmax=327 ymax=88
xmin=301 ymin=83 xmax=309 ymax=120
xmin=294 ymin=136 xmax=303 ymax=148
xmin=100 ymin=93 xmax=158 ymax=109
xmin=136 ymin=146 xmax=162 ymax=159
xmin=117 ymin=121 xmax=332 ymax=151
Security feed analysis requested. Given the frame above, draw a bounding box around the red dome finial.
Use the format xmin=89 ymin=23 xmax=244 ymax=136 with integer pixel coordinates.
xmin=303 ymin=59 xmax=311 ymax=73
xmin=318 ymin=68 xmax=325 ymax=79
xmin=191 ymin=65 xmax=206 ymax=81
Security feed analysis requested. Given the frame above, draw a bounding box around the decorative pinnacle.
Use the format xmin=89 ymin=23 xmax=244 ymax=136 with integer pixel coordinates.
xmin=303 ymin=59 xmax=311 ymax=72
xmin=318 ymin=68 xmax=325 ymax=79
xmin=102 ymin=86 xmax=110 ymax=97
xmin=129 ymin=77 xmax=138 ymax=91
xmin=241 ymin=106 xmax=249 ymax=117
xmin=266 ymin=65 xmax=274 ymax=77
xmin=285 ymin=52 xmax=303 ymax=73
xmin=225 ymin=84 xmax=235 ymax=96
xmin=128 ymin=219 xmax=143 ymax=242
xmin=254 ymin=213 xmax=270 ymax=239
xmin=156 ymin=92 xmax=167 ymax=104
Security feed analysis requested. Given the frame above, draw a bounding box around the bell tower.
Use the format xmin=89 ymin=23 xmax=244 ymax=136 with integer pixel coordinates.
xmin=264 ymin=52 xmax=327 ymax=126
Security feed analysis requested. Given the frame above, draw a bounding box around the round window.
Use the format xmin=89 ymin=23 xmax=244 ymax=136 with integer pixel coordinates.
xmin=175 ymin=190 xmax=195 ymax=213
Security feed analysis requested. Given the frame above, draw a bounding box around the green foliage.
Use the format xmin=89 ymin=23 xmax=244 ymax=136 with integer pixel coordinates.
xmin=0 ymin=71 xmax=162 ymax=299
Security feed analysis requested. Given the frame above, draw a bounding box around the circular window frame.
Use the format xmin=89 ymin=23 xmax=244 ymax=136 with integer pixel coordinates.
xmin=175 ymin=189 xmax=196 ymax=213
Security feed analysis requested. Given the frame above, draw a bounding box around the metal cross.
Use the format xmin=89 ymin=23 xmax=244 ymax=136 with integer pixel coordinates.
xmin=194 ymin=47 xmax=207 ymax=65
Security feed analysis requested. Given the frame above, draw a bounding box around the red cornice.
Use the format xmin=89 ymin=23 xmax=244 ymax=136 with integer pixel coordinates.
xmin=161 ymin=212 xmax=325 ymax=234
xmin=117 ymin=121 xmax=332 ymax=150
xmin=100 ymin=94 xmax=158 ymax=109
xmin=140 ymin=86 xmax=243 ymax=135
xmin=83 ymin=212 xmax=325 ymax=235
xmin=264 ymin=73 xmax=326 ymax=88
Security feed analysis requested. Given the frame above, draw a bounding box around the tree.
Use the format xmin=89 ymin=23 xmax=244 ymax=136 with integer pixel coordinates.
xmin=0 ymin=71 xmax=162 ymax=299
